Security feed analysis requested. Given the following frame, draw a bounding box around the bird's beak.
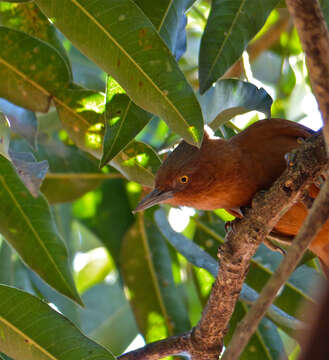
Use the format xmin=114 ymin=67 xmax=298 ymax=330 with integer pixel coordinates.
xmin=133 ymin=188 xmax=174 ymax=213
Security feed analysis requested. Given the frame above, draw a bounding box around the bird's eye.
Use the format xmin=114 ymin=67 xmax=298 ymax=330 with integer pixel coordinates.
xmin=179 ymin=175 xmax=189 ymax=184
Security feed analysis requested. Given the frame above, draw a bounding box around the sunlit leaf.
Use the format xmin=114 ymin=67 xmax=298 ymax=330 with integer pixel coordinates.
xmin=35 ymin=0 xmax=204 ymax=146
xmin=111 ymin=141 xmax=161 ymax=187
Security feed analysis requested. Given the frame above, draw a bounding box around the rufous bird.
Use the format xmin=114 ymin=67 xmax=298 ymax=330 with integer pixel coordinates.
xmin=135 ymin=119 xmax=329 ymax=268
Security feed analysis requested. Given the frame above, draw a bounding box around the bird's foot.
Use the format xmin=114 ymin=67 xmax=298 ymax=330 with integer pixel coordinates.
xmin=224 ymin=219 xmax=240 ymax=233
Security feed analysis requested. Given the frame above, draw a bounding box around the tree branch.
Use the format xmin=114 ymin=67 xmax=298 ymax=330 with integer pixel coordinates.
xmin=222 ymin=169 xmax=329 ymax=360
xmin=119 ymin=132 xmax=328 ymax=360
xmin=286 ymin=0 xmax=329 ymax=145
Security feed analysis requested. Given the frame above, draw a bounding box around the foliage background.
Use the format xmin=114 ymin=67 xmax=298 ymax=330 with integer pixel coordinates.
xmin=0 ymin=1 xmax=326 ymax=359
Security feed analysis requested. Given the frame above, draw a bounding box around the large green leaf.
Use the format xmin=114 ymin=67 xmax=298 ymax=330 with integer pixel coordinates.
xmin=0 ymin=155 xmax=82 ymax=305
xmin=0 ymin=2 xmax=71 ymax=72
xmin=121 ymin=212 xmax=190 ymax=341
xmin=198 ymin=79 xmax=273 ymax=130
xmin=0 ymin=26 xmax=70 ymax=112
xmin=0 ymin=285 xmax=116 ymax=360
xmin=101 ymin=0 xmax=193 ymax=165
xmin=35 ymin=0 xmax=204 ymax=146
xmin=80 ymin=282 xmax=138 ymax=356
xmin=199 ymin=0 xmax=279 ymax=93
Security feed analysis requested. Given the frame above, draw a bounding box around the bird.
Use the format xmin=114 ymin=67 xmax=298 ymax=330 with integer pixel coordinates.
xmin=134 ymin=118 xmax=329 ymax=268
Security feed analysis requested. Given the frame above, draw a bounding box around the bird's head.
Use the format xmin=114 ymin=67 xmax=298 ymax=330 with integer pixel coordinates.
xmin=134 ymin=132 xmax=218 ymax=212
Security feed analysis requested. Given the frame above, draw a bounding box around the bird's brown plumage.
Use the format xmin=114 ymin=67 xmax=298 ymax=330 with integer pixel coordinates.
xmin=135 ymin=119 xmax=329 ymax=267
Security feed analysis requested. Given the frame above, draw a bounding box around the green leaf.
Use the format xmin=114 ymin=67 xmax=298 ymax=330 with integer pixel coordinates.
xmin=198 ymin=79 xmax=273 ymax=130
xmin=0 ymin=285 xmax=116 ymax=360
xmin=111 ymin=141 xmax=161 ymax=187
xmin=54 ymin=88 xmax=105 ymax=158
xmin=199 ymin=0 xmax=279 ymax=93
xmin=101 ymin=0 xmax=193 ymax=165
xmin=101 ymin=78 xmax=152 ymax=166
xmin=0 ymin=155 xmax=82 ymax=305
xmin=0 ymin=26 xmax=70 ymax=112
xmin=121 ymin=212 xmax=190 ymax=341
xmin=36 ymin=138 xmax=103 ymax=204
xmin=0 ymin=2 xmax=71 ymax=73
xmin=80 ymin=282 xmax=138 ymax=356
xmin=225 ymin=301 xmax=287 ymax=359
xmin=0 ymin=239 xmax=13 ymax=285
xmin=75 ymin=247 xmax=114 ymax=293
xmin=76 ymin=179 xmax=134 ymax=265
xmin=0 ymin=112 xmax=10 ymax=160
xmin=11 ymin=138 xmax=102 ymax=204
xmin=35 ymin=0 xmax=204 ymax=146
xmin=134 ymin=0 xmax=191 ymax=59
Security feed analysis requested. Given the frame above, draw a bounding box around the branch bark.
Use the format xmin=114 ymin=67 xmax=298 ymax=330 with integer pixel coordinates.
xmin=222 ymin=169 xmax=329 ymax=360
xmin=119 ymin=132 xmax=328 ymax=360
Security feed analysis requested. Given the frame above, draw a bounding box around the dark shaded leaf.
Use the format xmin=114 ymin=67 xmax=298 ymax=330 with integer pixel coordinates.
xmin=0 ymin=155 xmax=82 ymax=305
xmin=121 ymin=212 xmax=190 ymax=341
xmin=198 ymin=79 xmax=273 ymax=130
xmin=0 ymin=285 xmax=116 ymax=360
xmin=0 ymin=98 xmax=37 ymax=149
xmin=199 ymin=0 xmax=279 ymax=93
xmin=35 ymin=0 xmax=204 ymax=146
